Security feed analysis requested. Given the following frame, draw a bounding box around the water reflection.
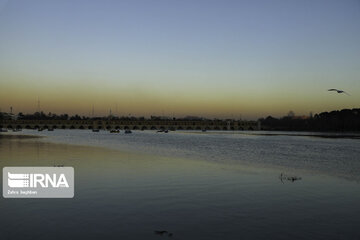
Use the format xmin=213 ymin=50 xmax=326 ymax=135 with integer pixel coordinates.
xmin=0 ymin=134 xmax=360 ymax=240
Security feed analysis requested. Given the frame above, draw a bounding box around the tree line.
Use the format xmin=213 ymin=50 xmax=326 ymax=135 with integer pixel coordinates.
xmin=2 ymin=108 xmax=360 ymax=131
xmin=259 ymin=108 xmax=360 ymax=131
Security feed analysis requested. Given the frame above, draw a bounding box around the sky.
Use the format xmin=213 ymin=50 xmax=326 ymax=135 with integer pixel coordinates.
xmin=0 ymin=0 xmax=359 ymax=119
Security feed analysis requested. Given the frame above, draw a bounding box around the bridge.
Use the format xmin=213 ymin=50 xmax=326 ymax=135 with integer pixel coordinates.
xmin=1 ymin=119 xmax=260 ymax=131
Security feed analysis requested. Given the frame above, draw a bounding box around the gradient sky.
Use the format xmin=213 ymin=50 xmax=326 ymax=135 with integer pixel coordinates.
xmin=0 ymin=0 xmax=359 ymax=119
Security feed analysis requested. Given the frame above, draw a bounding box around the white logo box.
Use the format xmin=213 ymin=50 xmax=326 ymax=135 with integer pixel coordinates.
xmin=3 ymin=167 xmax=74 ymax=198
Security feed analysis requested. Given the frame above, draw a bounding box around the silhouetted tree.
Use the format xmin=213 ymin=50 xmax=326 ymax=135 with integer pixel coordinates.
xmin=260 ymin=108 xmax=360 ymax=131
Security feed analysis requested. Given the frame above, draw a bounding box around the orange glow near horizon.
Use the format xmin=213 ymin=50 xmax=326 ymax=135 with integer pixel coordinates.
xmin=1 ymin=78 xmax=358 ymax=120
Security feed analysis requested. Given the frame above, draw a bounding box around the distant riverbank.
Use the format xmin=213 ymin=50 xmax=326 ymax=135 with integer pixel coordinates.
xmin=0 ymin=134 xmax=42 ymax=139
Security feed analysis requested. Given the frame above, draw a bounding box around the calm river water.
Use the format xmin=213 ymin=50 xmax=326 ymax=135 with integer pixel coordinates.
xmin=0 ymin=130 xmax=359 ymax=240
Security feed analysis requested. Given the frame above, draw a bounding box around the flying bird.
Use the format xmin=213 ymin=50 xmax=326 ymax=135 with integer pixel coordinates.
xmin=328 ymin=89 xmax=350 ymax=96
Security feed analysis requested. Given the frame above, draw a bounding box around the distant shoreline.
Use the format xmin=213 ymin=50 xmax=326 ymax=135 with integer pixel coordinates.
xmin=178 ymin=130 xmax=360 ymax=139
xmin=2 ymin=130 xmax=360 ymax=140
xmin=241 ymin=132 xmax=360 ymax=139
xmin=0 ymin=134 xmax=43 ymax=140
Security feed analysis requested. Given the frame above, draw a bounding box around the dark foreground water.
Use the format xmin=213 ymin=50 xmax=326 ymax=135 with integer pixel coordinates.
xmin=0 ymin=130 xmax=359 ymax=240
